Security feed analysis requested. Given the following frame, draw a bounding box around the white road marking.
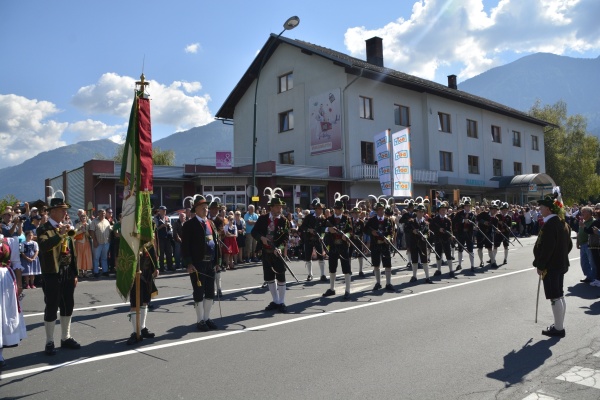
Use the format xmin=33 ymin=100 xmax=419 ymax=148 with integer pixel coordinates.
xmin=521 ymin=392 xmax=559 ymax=399
xmin=4 ymin=266 xmax=535 ymax=379
xmin=556 ymin=366 xmax=600 ymax=389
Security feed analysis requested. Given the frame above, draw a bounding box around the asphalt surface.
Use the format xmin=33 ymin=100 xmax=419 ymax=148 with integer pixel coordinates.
xmin=2 ymin=235 xmax=600 ymax=400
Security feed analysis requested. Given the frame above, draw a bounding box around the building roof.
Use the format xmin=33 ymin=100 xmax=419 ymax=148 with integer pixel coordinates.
xmin=490 ymin=173 xmax=556 ymax=188
xmin=216 ymin=34 xmax=551 ymax=127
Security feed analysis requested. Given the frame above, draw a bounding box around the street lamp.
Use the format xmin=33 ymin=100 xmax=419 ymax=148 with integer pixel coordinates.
xmin=250 ymin=16 xmax=300 ymax=200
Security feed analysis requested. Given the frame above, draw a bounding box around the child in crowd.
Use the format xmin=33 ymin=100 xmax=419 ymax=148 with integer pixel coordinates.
xmin=20 ymin=230 xmax=40 ymax=288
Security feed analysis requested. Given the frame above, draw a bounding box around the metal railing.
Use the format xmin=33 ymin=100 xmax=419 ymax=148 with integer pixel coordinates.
xmin=351 ymin=164 xmax=438 ymax=184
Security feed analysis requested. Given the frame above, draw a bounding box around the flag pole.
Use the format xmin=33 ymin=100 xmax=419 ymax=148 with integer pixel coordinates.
xmin=134 ymin=73 xmax=149 ymax=341
xmin=135 ymin=251 xmax=141 ymax=340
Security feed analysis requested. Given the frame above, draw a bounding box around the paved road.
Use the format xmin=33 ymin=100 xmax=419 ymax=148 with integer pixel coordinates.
xmin=2 ymin=235 xmax=600 ymax=400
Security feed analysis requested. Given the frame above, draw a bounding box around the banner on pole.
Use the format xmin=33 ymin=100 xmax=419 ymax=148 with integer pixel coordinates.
xmin=391 ymin=128 xmax=412 ymax=197
xmin=374 ymin=129 xmax=392 ymax=196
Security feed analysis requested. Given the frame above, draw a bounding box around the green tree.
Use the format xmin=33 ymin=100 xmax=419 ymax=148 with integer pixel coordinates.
xmin=112 ymin=145 xmax=175 ymax=166
xmin=530 ymin=100 xmax=600 ymax=204
xmin=0 ymin=194 xmax=20 ymax=215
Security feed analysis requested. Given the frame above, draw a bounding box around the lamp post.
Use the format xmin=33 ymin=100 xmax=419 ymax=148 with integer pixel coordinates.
xmin=250 ymin=16 xmax=300 ymax=201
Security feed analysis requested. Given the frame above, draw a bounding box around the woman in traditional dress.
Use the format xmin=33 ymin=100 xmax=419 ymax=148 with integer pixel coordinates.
xmin=74 ymin=212 xmax=93 ymax=278
xmin=0 ymin=232 xmax=27 ymax=369
xmin=222 ymin=215 xmax=239 ymax=270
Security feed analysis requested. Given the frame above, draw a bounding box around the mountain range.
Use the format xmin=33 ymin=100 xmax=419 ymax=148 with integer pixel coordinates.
xmin=460 ymin=52 xmax=600 ymax=136
xmin=0 ymin=121 xmax=233 ymax=201
xmin=1 ymin=52 xmax=597 ymax=201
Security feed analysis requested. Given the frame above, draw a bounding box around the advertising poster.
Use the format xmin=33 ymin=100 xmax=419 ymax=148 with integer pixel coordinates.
xmin=309 ymin=88 xmax=342 ymax=155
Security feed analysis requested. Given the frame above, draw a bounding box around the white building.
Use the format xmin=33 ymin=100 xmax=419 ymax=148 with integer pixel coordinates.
xmin=216 ymin=35 xmax=554 ymax=208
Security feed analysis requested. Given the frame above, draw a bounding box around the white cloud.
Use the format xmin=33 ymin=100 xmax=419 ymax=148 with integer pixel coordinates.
xmin=184 ymin=43 xmax=201 ymax=54
xmin=344 ymin=0 xmax=600 ymax=81
xmin=67 ymin=119 xmax=126 ymax=142
xmin=0 ymin=72 xmax=214 ymax=168
xmin=72 ymin=72 xmax=213 ymax=131
xmin=0 ymin=94 xmax=68 ymax=168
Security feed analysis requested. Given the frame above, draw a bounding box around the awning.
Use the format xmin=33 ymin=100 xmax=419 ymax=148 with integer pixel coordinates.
xmin=490 ymin=173 xmax=556 ymax=188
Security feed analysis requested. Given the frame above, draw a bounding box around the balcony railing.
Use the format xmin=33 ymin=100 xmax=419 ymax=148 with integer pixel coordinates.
xmin=276 ymin=164 xmax=330 ymax=178
xmin=352 ymin=164 xmax=438 ymax=184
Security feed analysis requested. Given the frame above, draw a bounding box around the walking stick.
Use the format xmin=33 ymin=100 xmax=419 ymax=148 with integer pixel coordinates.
xmin=535 ymin=270 xmax=547 ymax=323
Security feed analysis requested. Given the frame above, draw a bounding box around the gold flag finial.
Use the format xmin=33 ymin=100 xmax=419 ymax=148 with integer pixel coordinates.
xmin=135 ymin=73 xmax=149 ymax=94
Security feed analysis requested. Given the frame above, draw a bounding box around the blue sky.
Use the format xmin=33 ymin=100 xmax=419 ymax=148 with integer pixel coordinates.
xmin=1 ymin=0 xmax=598 ymax=169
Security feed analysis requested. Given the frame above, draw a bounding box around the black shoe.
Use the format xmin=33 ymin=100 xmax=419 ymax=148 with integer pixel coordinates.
xmin=580 ymin=277 xmax=593 ymax=283
xmin=406 ymin=263 xmax=412 ymax=269
xmin=45 ymin=341 xmax=57 ymax=355
xmin=410 ymin=276 xmax=417 ymax=282
xmin=433 ymin=270 xmax=441 ymax=276
xmin=126 ymin=332 xmax=143 ymax=345
xmin=471 ymin=266 xmax=476 ymax=273
xmin=265 ymin=301 xmax=279 ymax=311
xmin=479 ymin=263 xmax=484 ymax=268
xmin=455 ymin=265 xmax=462 ymax=271
xmin=60 ymin=337 xmax=81 ymax=349
xmin=279 ymin=303 xmax=287 ymax=313
xmin=320 ymin=275 xmax=328 ymax=282
xmin=93 ymin=273 xmax=100 ymax=278
xmin=358 ymin=271 xmax=365 ymax=278
xmin=385 ymin=284 xmax=394 ymax=291
xmin=0 ymin=359 xmax=6 ymax=369
xmin=542 ymin=325 xmax=565 ymax=338
xmin=102 ymin=272 xmax=109 ymax=277
xmin=205 ymin=319 xmax=218 ymax=330
xmin=449 ymin=271 xmax=456 ymax=279
xmin=141 ymin=327 xmax=155 ymax=338
xmin=197 ymin=320 xmax=210 ymax=332
xmin=373 ymin=283 xmax=382 ymax=291
xmin=322 ymin=289 xmax=336 ymax=297
xmin=490 ymin=263 xmax=499 ymax=269
xmin=343 ymin=291 xmax=350 ymax=300
xmin=503 ymin=259 xmax=507 ymax=265
xmin=425 ymin=278 xmax=433 ymax=284
xmin=306 ymin=275 xmax=313 ymax=282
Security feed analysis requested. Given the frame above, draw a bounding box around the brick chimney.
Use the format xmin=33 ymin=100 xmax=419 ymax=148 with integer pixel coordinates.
xmin=447 ymin=74 xmax=457 ymax=90
xmin=366 ymin=37 xmax=383 ymax=68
